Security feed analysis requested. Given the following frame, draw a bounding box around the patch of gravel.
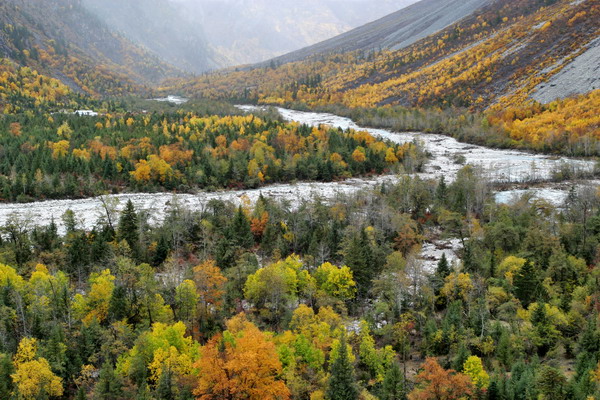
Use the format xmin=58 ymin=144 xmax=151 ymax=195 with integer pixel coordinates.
xmin=531 ymin=36 xmax=600 ymax=104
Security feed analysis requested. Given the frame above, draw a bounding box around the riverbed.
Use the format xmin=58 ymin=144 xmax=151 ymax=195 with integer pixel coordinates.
xmin=0 ymin=106 xmax=597 ymax=268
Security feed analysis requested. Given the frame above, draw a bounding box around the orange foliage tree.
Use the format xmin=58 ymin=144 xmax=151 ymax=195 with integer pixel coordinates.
xmin=408 ymin=357 xmax=474 ymax=400
xmin=194 ymin=313 xmax=291 ymax=400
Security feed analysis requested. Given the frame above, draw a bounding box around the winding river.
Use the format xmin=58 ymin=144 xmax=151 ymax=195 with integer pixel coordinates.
xmin=0 ymin=106 xmax=596 ymax=239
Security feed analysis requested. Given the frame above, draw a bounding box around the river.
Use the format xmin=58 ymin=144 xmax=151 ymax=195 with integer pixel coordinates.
xmin=0 ymin=106 xmax=596 ymax=239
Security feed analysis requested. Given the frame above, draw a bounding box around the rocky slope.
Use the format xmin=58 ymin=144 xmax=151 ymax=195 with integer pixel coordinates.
xmin=265 ymin=0 xmax=490 ymax=65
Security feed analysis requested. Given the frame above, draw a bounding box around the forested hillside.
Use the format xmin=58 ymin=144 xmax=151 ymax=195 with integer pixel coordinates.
xmin=80 ymin=0 xmax=223 ymax=74
xmin=166 ymin=0 xmax=600 ymax=154
xmin=2 ymin=163 xmax=600 ymax=399
xmin=0 ymin=0 xmax=181 ymax=97
xmin=264 ymin=0 xmax=490 ymax=65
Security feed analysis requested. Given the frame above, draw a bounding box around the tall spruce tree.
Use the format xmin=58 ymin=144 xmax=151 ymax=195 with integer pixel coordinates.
xmin=327 ymin=332 xmax=358 ymax=400
xmin=344 ymin=228 xmax=374 ymax=297
xmin=229 ymin=206 xmax=254 ymax=249
xmin=118 ymin=200 xmax=139 ymax=255
xmin=380 ymin=361 xmax=406 ymax=400
xmin=94 ymin=361 xmax=123 ymax=400
xmin=514 ymin=260 xmax=541 ymax=307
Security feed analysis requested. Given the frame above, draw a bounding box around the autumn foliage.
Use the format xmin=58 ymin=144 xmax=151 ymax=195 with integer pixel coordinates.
xmin=408 ymin=358 xmax=474 ymax=400
xmin=194 ymin=314 xmax=291 ymax=400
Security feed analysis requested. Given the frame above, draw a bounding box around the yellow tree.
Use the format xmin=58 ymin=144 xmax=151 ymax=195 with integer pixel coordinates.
xmin=72 ymin=269 xmax=115 ymax=324
xmin=11 ymin=338 xmax=63 ymax=399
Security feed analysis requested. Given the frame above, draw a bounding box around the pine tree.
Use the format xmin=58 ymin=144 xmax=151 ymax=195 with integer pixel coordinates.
xmin=513 ymin=260 xmax=541 ymax=307
xmin=108 ymin=285 xmax=128 ymax=322
xmin=76 ymin=387 xmax=87 ymax=400
xmin=94 ymin=361 xmax=123 ymax=400
xmin=380 ymin=361 xmax=405 ymax=400
xmin=0 ymin=353 xmax=14 ymax=400
xmin=436 ymin=176 xmax=448 ymax=206
xmin=344 ymin=229 xmax=374 ymax=298
xmin=153 ymin=234 xmax=170 ymax=266
xmin=327 ymin=332 xmax=358 ymax=400
xmin=436 ymin=253 xmax=451 ymax=280
xmin=229 ymin=206 xmax=254 ymax=249
xmin=155 ymin=368 xmax=176 ymax=400
xmin=118 ymin=200 xmax=139 ymax=255
xmin=487 ymin=378 xmax=500 ymax=400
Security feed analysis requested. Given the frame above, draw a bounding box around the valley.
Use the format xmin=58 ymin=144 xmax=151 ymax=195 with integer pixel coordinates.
xmin=0 ymin=0 xmax=599 ymax=399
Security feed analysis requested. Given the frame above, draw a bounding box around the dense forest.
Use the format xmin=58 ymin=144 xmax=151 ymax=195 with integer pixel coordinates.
xmin=1 ymin=168 xmax=600 ymax=399
xmin=0 ymin=103 xmax=417 ymax=202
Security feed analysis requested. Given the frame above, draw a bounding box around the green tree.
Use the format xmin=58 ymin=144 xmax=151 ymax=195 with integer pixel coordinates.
xmin=536 ymin=366 xmax=567 ymax=400
xmin=380 ymin=361 xmax=406 ymax=400
xmin=94 ymin=361 xmax=123 ymax=400
xmin=118 ymin=200 xmax=139 ymax=256
xmin=327 ymin=332 xmax=358 ymax=400
xmin=0 ymin=353 xmax=14 ymax=399
xmin=229 ymin=206 xmax=254 ymax=249
xmin=513 ymin=260 xmax=541 ymax=307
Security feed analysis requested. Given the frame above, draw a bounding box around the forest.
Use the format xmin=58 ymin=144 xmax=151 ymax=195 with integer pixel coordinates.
xmin=1 ymin=167 xmax=600 ymax=399
xmin=0 ymin=102 xmax=418 ymax=202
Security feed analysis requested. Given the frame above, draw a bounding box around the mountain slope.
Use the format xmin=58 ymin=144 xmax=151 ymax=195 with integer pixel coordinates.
xmin=80 ymin=0 xmax=223 ymax=74
xmin=0 ymin=0 xmax=181 ymax=96
xmin=170 ymin=0 xmax=599 ymax=111
xmin=266 ymin=0 xmax=490 ymax=65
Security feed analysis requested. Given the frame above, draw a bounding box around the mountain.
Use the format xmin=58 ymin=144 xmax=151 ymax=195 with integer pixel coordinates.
xmin=266 ymin=0 xmax=490 ymax=65
xmin=166 ymin=0 xmax=419 ymax=66
xmin=170 ymin=0 xmax=599 ymax=110
xmin=80 ymin=0 xmax=224 ymax=74
xmin=0 ymin=0 xmax=181 ymax=96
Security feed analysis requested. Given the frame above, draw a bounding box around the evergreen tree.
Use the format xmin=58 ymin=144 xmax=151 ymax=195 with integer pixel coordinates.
xmin=0 ymin=353 xmax=14 ymax=400
xmin=536 ymin=366 xmax=567 ymax=400
xmin=108 ymin=285 xmax=128 ymax=322
xmin=344 ymin=228 xmax=374 ymax=298
xmin=433 ymin=253 xmax=451 ymax=293
xmin=155 ymin=368 xmax=176 ymax=400
xmin=153 ymin=234 xmax=170 ymax=266
xmin=380 ymin=361 xmax=405 ymax=400
xmin=76 ymin=387 xmax=87 ymax=400
xmin=436 ymin=253 xmax=451 ymax=279
xmin=118 ymin=200 xmax=139 ymax=256
xmin=327 ymin=333 xmax=358 ymax=400
xmin=487 ymin=378 xmax=500 ymax=400
xmin=436 ymin=176 xmax=448 ymax=206
xmin=229 ymin=206 xmax=254 ymax=249
xmin=513 ymin=260 xmax=541 ymax=307
xmin=93 ymin=361 xmax=123 ymax=400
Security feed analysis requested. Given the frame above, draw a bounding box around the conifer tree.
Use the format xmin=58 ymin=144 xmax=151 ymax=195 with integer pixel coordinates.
xmin=327 ymin=332 xmax=358 ymax=400
xmin=229 ymin=206 xmax=254 ymax=249
xmin=344 ymin=229 xmax=374 ymax=297
xmin=118 ymin=200 xmax=139 ymax=255
xmin=380 ymin=361 xmax=406 ymax=400
xmin=94 ymin=361 xmax=123 ymax=400
xmin=513 ymin=260 xmax=541 ymax=307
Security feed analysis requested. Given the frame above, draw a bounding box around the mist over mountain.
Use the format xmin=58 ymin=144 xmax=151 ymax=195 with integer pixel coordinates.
xmin=82 ymin=0 xmax=417 ymax=71
xmin=80 ymin=0 xmax=224 ymax=74
xmin=172 ymin=0 xmax=418 ymax=66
